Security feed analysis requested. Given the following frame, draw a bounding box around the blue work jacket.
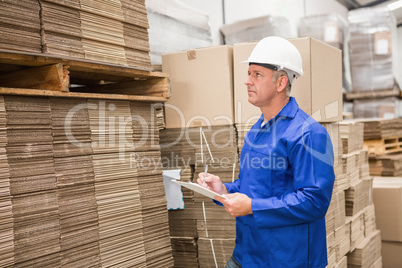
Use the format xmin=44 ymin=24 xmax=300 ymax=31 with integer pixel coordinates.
xmin=224 ymin=97 xmax=335 ymax=267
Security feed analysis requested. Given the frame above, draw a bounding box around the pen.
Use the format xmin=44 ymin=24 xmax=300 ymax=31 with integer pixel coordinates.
xmin=203 ymin=164 xmax=208 ymax=187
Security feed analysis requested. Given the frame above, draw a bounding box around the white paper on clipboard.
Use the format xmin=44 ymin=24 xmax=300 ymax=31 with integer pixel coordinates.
xmin=171 ymin=180 xmax=228 ymax=200
xmin=163 ymin=170 xmax=185 ymax=210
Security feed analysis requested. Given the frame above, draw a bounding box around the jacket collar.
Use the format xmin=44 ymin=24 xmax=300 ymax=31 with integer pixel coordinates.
xmin=257 ymin=96 xmax=299 ymax=126
xmin=277 ymin=96 xmax=298 ymax=119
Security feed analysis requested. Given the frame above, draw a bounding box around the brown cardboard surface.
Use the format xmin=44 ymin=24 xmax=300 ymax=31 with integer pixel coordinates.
xmin=162 ymin=46 xmax=234 ymax=129
xmin=382 ymin=241 xmax=402 ymax=268
xmin=233 ymin=37 xmax=343 ymax=123
xmin=372 ymin=177 xmax=402 ymax=242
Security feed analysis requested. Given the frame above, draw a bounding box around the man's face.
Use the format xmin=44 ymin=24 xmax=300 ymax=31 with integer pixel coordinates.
xmin=245 ymin=64 xmax=277 ymax=108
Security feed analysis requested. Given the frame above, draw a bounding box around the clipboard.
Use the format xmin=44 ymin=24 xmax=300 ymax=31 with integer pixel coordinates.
xmin=171 ymin=180 xmax=228 ymax=200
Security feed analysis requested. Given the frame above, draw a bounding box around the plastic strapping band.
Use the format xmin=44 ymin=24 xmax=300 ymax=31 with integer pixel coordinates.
xmin=200 ymin=127 xmax=204 ymax=163
xmin=232 ymin=163 xmax=235 ymax=182
xmin=202 ymin=201 xmax=209 ymax=238
xmin=202 ymin=130 xmax=215 ymax=163
xmin=202 ymin=202 xmax=218 ymax=267
xmin=209 ymin=238 xmax=218 ymax=268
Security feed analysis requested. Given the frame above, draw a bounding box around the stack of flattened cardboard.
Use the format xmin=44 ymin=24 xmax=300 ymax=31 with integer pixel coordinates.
xmin=197 ymin=237 xmax=235 ymax=268
xmin=160 ymin=125 xmax=238 ymax=170
xmin=1 ymin=0 xmax=152 ymax=69
xmin=339 ymin=121 xmax=364 ymax=155
xmin=87 ymin=100 xmax=147 ymax=268
xmin=322 ymin=123 xmax=343 ymax=178
xmin=154 ymin=103 xmax=165 ymax=130
xmin=298 ymin=13 xmax=351 ymax=92
xmin=167 ymin=167 xmax=197 ymax=238
xmin=92 ymin=153 xmax=147 ymax=267
xmin=159 ymin=127 xmax=199 ymax=168
xmin=324 ymin=120 xmax=351 ymax=267
xmin=66 ymin=0 xmax=152 ymax=68
xmin=194 ymin=198 xmax=236 ymax=268
xmin=333 ymin=221 xmax=350 ymax=264
xmin=0 ymin=0 xmax=41 ymax=53
xmin=5 ymin=96 xmax=61 ymax=267
xmin=342 ymin=151 xmax=360 ymax=186
xmin=194 ymin=126 xmax=239 ymax=267
xmin=326 ymin=198 xmax=336 ymax=238
xmin=347 ymin=230 xmax=382 ymax=268
xmin=347 ymin=210 xmax=365 ymax=252
xmin=363 ymin=204 xmax=377 ymax=237
xmin=345 ymin=178 xmax=373 ymax=217
xmin=348 ymin=6 xmax=400 ymax=92
xmin=339 ymin=121 xmax=360 ymax=192
xmin=122 ymin=0 xmax=153 ymax=70
xmin=353 ymin=97 xmax=402 ymax=119
xmin=0 ymin=96 xmax=173 ymax=267
xmin=189 ymin=126 xmax=238 ymax=266
xmin=326 ymin=190 xmax=346 ymax=238
xmin=0 ymin=96 xmax=13 ymax=267
xmin=369 ymin=153 xmax=402 ymax=176
xmin=159 ymin=127 xmax=199 ymax=267
xmin=220 ymin=15 xmax=292 ymax=45
xmin=81 ymin=0 xmax=151 ymax=67
xmin=130 ymin=102 xmax=161 ymax=154
xmin=360 ymin=118 xmax=402 ymax=140
xmin=322 ymin=123 xmax=350 ymax=192
xmin=159 ymin=124 xmax=238 ymax=267
xmin=357 ymin=150 xmax=370 ymax=181
xmin=166 ymin=167 xmax=200 ymax=267
xmin=146 ymin=0 xmax=213 ymax=68
xmin=298 ymin=12 xmax=346 ymax=50
xmin=130 ymin=101 xmax=173 ymax=268
xmin=323 ymin=119 xmax=384 ymax=268
xmin=51 ymin=98 xmax=93 ymax=157
xmin=358 ymin=118 xmax=402 ymax=177
xmin=193 ymin=164 xmax=238 ymax=240
xmin=334 ymin=256 xmax=348 ymax=268
xmin=326 ymin=231 xmax=336 ymax=267
xmin=80 ymin=9 xmax=127 ymax=66
xmin=195 ymin=125 xmax=238 ymax=166
xmin=50 ymin=98 xmax=101 ymax=267
xmin=170 ymin=237 xmax=198 ymax=268
xmin=40 ymin=1 xmax=84 ymax=58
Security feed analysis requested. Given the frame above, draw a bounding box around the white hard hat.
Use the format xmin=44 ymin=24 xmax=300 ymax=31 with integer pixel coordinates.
xmin=244 ymin=36 xmax=304 ymax=84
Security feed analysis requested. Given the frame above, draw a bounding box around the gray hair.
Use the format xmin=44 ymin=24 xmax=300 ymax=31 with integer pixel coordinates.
xmin=272 ymin=70 xmax=292 ymax=96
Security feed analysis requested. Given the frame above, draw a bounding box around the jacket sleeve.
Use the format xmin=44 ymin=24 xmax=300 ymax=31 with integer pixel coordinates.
xmin=224 ymin=179 xmax=241 ymax=193
xmin=213 ymin=177 xmax=241 ymax=206
xmin=251 ymin=130 xmax=335 ymax=229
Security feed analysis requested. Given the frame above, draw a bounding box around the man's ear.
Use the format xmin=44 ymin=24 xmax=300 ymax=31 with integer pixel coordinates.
xmin=276 ymin=76 xmax=289 ymax=93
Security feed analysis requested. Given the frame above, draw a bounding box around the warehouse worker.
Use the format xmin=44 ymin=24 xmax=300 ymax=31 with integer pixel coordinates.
xmin=197 ymin=36 xmax=335 ymax=268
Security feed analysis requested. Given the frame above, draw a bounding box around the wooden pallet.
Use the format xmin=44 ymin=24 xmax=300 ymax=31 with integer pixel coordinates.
xmin=344 ymin=88 xmax=401 ymax=101
xmin=0 ymin=50 xmax=170 ymax=102
xmin=364 ymin=136 xmax=402 ymax=156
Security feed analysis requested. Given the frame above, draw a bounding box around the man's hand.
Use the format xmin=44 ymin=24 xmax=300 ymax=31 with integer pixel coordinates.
xmin=197 ymin=172 xmax=229 ymax=195
xmin=215 ymin=193 xmax=252 ymax=217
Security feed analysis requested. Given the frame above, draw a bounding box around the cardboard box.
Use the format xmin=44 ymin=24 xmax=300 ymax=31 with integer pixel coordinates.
xmin=162 ymin=45 xmax=234 ymax=128
xmin=233 ymin=37 xmax=343 ymax=124
xmin=372 ymin=177 xmax=402 ymax=242
xmin=382 ymin=241 xmax=402 ymax=268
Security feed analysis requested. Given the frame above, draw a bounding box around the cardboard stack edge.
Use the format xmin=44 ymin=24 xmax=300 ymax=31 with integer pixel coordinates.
xmin=0 ymin=96 xmax=173 ymax=267
xmin=0 ymin=0 xmax=152 ymax=70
